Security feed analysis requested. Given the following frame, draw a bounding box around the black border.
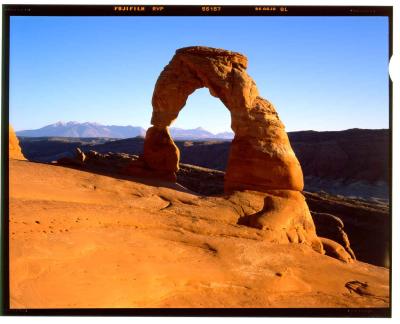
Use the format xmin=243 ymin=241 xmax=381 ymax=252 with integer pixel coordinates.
xmin=1 ymin=4 xmax=393 ymax=317
xmin=1 ymin=6 xmax=10 ymax=318
xmin=1 ymin=4 xmax=394 ymax=16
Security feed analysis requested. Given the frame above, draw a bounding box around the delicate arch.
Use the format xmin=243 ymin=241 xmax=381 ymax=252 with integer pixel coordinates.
xmin=143 ymin=46 xmax=303 ymax=193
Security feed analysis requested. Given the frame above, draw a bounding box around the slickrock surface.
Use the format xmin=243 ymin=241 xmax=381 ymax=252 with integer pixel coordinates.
xmin=58 ymin=149 xmax=324 ymax=253
xmin=9 ymin=125 xmax=26 ymax=160
xmin=9 ymin=160 xmax=389 ymax=308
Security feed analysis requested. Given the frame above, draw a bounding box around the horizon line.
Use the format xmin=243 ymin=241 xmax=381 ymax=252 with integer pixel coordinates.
xmin=13 ymin=120 xmax=390 ymax=135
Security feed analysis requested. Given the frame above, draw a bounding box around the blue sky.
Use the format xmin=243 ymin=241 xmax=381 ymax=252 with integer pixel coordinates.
xmin=9 ymin=16 xmax=389 ymax=133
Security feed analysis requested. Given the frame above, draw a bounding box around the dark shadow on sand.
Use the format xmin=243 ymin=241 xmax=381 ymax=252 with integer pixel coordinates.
xmin=44 ymin=160 xmax=204 ymax=196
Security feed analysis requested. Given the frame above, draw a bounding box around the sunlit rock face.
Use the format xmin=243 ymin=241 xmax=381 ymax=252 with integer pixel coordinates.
xmin=9 ymin=125 xmax=26 ymax=160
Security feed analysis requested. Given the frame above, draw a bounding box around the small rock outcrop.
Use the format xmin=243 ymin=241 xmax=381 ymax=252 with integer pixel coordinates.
xmin=320 ymin=237 xmax=354 ymax=263
xmin=311 ymin=212 xmax=356 ymax=260
xmin=57 ymin=148 xmax=140 ymax=173
xmin=9 ymin=125 xmax=26 ymax=160
xmin=305 ymin=191 xmax=389 ymax=267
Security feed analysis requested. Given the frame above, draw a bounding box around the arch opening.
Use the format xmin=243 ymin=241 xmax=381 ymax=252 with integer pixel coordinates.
xmin=170 ymin=87 xmax=233 ymax=138
xmin=165 ymin=87 xmax=233 ymax=195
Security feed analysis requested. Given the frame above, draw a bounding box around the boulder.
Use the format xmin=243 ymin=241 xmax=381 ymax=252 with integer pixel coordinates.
xmin=311 ymin=212 xmax=356 ymax=260
xmin=320 ymin=237 xmax=354 ymax=263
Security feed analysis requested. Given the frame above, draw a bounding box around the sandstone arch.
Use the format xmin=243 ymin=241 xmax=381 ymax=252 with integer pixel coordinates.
xmin=143 ymin=46 xmax=303 ymax=192
xmin=140 ymin=46 xmax=330 ymax=254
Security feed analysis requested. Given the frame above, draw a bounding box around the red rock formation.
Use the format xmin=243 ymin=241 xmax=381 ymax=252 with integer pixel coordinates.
xmin=229 ymin=190 xmax=324 ymax=253
xmin=145 ymin=46 xmax=303 ymax=192
xmin=141 ymin=46 xmax=322 ymax=252
xmin=9 ymin=125 xmax=26 ymax=160
xmin=143 ymin=126 xmax=179 ymax=181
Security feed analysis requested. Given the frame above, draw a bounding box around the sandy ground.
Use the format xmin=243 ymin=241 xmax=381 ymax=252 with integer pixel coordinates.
xmin=9 ymin=160 xmax=389 ymax=308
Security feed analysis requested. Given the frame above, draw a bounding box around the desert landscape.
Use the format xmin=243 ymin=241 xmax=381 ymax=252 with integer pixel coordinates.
xmin=8 ymin=158 xmax=389 ymax=309
xmin=7 ymin=46 xmax=390 ymax=310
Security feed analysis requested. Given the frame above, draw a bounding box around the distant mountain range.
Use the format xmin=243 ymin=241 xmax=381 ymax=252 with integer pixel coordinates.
xmin=16 ymin=122 xmax=234 ymax=140
xmin=16 ymin=122 xmax=147 ymax=139
xmin=169 ymin=127 xmax=233 ymax=140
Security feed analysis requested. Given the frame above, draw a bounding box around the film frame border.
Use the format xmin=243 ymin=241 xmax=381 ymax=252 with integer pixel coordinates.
xmin=1 ymin=4 xmax=393 ymax=317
